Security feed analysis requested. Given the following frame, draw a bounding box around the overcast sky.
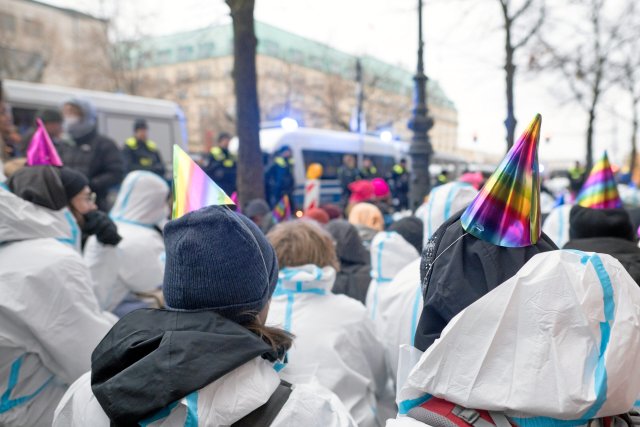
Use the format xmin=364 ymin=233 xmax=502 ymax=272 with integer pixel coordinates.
xmin=43 ymin=0 xmax=634 ymax=167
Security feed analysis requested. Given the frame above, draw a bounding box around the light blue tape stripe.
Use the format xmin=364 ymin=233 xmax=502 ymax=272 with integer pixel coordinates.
xmin=511 ymin=416 xmax=588 ymax=427
xmin=371 ymin=234 xmax=390 ymax=320
xmin=184 ymin=392 xmax=198 ymax=427
xmin=0 ymin=182 xmax=8 ymax=191
xmin=56 ymin=210 xmax=79 ymax=248
xmin=443 ymin=183 xmax=467 ymax=220
xmin=398 ymin=394 xmax=432 ymax=415
xmin=426 ymin=186 xmax=440 ymax=238
xmin=284 ymin=293 xmax=294 ymax=332
xmin=410 ymin=284 xmax=422 ymax=346
xmin=581 ymin=253 xmax=614 ymax=420
xmin=0 ymin=355 xmax=54 ymax=414
xmin=113 ymin=173 xmax=143 ymax=219
xmin=111 ymin=216 xmax=155 ymax=229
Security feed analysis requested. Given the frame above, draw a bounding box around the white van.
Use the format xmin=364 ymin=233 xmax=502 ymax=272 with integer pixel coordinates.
xmin=229 ymin=127 xmax=410 ymax=206
xmin=4 ymin=79 xmax=187 ymax=167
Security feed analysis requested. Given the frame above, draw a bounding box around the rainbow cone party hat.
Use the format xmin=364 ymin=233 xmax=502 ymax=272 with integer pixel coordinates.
xmin=576 ymin=151 xmax=622 ymax=209
xmin=461 ymin=114 xmax=542 ymax=247
xmin=26 ymin=118 xmax=63 ymax=167
xmin=172 ymin=144 xmax=234 ymax=219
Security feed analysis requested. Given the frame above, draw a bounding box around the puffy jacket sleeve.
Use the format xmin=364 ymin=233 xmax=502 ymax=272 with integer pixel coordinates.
xmin=90 ymin=136 xmax=124 ymax=194
xmin=31 ymin=248 xmax=116 ymax=384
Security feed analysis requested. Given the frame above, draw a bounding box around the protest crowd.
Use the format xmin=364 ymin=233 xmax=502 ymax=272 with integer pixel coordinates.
xmin=2 ymin=91 xmax=640 ymax=427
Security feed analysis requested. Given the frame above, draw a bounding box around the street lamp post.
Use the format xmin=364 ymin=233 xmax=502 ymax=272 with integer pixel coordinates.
xmin=408 ymin=0 xmax=434 ymax=211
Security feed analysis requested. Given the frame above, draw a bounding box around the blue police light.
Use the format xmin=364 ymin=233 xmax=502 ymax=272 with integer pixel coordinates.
xmin=280 ymin=117 xmax=299 ymax=131
xmin=380 ymin=130 xmax=393 ymax=143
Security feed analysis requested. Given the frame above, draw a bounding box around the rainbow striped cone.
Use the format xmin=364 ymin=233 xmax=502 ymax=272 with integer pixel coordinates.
xmin=172 ymin=145 xmax=234 ymax=219
xmin=576 ymin=152 xmax=622 ymax=209
xmin=272 ymin=195 xmax=291 ymax=223
xmin=461 ymin=114 xmax=542 ymax=247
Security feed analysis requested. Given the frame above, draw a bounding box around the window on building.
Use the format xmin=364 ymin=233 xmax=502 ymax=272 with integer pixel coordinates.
xmin=199 ymin=42 xmax=215 ymax=57
xmin=197 ymin=65 xmax=211 ymax=80
xmin=177 ymin=45 xmax=194 ymax=61
xmin=23 ymin=18 xmax=42 ymax=38
xmin=156 ymin=49 xmax=172 ymax=63
xmin=176 ymin=69 xmax=191 ymax=82
xmin=262 ymin=39 xmax=279 ymax=55
xmin=177 ymin=90 xmax=188 ymax=100
xmin=198 ymin=84 xmax=211 ymax=98
xmin=199 ymin=105 xmax=210 ymax=117
xmin=0 ymin=13 xmax=16 ymax=32
xmin=289 ymin=48 xmax=304 ymax=63
xmin=302 ymin=150 xmax=357 ymax=179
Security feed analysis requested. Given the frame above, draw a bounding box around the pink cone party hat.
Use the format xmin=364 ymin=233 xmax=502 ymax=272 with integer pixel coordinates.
xmin=576 ymin=151 xmax=622 ymax=209
xmin=172 ymin=145 xmax=234 ymax=219
xmin=461 ymin=114 xmax=542 ymax=247
xmin=26 ymin=118 xmax=63 ymax=167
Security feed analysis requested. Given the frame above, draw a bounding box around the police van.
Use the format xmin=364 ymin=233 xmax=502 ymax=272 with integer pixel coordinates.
xmin=230 ymin=126 xmax=469 ymax=207
xmin=4 ymin=79 xmax=187 ymax=168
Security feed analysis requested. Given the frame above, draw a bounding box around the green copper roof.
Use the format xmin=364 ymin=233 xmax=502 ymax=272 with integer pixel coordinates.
xmin=133 ymin=21 xmax=455 ymax=109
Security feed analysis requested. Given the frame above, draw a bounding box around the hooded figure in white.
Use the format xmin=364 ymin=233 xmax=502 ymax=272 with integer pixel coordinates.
xmin=0 ymin=188 xmax=115 ymax=427
xmin=390 ymin=251 xmax=640 ymax=426
xmin=415 ymin=182 xmax=477 ymax=244
xmin=84 ymin=171 xmax=170 ymax=311
xmin=542 ymin=203 xmax=573 ymax=248
xmin=268 ymin=265 xmax=393 ymax=427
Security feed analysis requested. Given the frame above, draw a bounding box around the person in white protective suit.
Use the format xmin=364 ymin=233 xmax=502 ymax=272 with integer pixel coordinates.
xmin=0 ymin=167 xmax=116 ymax=427
xmin=366 ymin=217 xmax=423 ymax=383
xmin=542 ymin=203 xmax=573 ymax=248
xmin=54 ymin=206 xmax=356 ymax=427
xmin=84 ymin=171 xmax=170 ymax=312
xmin=415 ymin=182 xmax=477 ymax=244
xmin=266 ymin=220 xmax=394 ymax=427
xmin=388 ymin=250 xmax=640 ymax=426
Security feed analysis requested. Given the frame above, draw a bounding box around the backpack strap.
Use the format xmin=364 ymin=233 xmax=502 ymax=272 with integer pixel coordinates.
xmin=231 ymin=380 xmax=293 ymax=427
xmin=452 ymin=406 xmax=497 ymax=427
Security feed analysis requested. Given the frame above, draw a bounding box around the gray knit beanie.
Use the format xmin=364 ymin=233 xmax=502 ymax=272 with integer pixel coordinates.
xmin=163 ymin=206 xmax=279 ymax=324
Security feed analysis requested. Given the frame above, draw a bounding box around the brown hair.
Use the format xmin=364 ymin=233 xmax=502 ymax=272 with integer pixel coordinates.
xmin=267 ymin=220 xmax=339 ymax=270
xmin=244 ymin=316 xmax=294 ymax=354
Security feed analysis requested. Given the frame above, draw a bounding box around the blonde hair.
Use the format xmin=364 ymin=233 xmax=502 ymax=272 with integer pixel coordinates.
xmin=348 ymin=202 xmax=384 ymax=231
xmin=267 ymin=220 xmax=339 ymax=270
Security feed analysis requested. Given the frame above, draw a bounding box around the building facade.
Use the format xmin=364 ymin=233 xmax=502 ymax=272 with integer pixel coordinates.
xmin=0 ymin=0 xmax=112 ymax=89
xmin=131 ymin=21 xmax=458 ymax=154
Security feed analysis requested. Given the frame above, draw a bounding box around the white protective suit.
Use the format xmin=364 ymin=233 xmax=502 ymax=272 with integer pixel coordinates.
xmin=542 ymin=204 xmax=573 ymax=248
xmin=0 ymin=188 xmax=115 ymax=427
xmin=415 ymin=182 xmax=477 ymax=244
xmin=390 ymin=250 xmax=640 ymax=426
xmin=618 ymin=184 xmax=640 ymax=207
xmin=53 ymin=358 xmax=357 ymax=427
xmin=84 ymin=171 xmax=169 ymax=311
xmin=267 ymin=265 xmax=393 ymax=427
xmin=366 ymin=231 xmax=420 ymax=332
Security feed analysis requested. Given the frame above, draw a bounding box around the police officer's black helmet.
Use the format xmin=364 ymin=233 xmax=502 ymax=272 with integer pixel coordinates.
xmin=134 ymin=119 xmax=148 ymax=131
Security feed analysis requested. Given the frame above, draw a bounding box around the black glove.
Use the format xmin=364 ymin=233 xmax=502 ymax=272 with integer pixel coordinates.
xmin=82 ymin=211 xmax=122 ymax=246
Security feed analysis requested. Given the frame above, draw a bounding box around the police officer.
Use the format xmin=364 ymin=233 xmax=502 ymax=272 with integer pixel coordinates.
xmin=122 ymin=119 xmax=165 ymax=178
xmin=265 ymin=145 xmax=295 ymax=209
xmin=205 ymin=132 xmax=236 ymax=196
xmin=359 ymin=157 xmax=378 ymax=179
xmin=388 ymin=158 xmax=410 ymax=210
xmin=436 ymin=169 xmax=449 ymax=186
xmin=337 ymin=154 xmax=361 ymax=208
xmin=568 ymin=161 xmax=586 ymax=194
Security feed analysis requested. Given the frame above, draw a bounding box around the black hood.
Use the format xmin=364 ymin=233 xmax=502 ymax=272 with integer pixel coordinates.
xmin=7 ymin=165 xmax=67 ymax=210
xmin=91 ymin=309 xmax=281 ymax=426
xmin=569 ymin=205 xmax=635 ymax=241
xmin=564 ymin=237 xmax=640 ymax=285
xmin=414 ymin=209 xmax=557 ymax=351
xmin=326 ymin=219 xmax=370 ymax=265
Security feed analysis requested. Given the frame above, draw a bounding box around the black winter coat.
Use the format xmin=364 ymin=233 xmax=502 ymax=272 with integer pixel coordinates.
xmin=414 ymin=209 xmax=557 ymax=351
xmin=55 ymin=129 xmax=124 ymax=211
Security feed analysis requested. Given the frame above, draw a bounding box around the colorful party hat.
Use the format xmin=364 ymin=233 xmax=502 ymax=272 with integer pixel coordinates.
xmin=26 ymin=118 xmax=63 ymax=167
xmin=172 ymin=144 xmax=234 ymax=219
xmin=461 ymin=114 xmax=542 ymax=247
xmin=272 ymin=195 xmax=291 ymax=223
xmin=576 ymin=151 xmax=622 ymax=209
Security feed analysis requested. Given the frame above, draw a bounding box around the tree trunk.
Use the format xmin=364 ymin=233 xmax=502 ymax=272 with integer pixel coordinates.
xmin=630 ymin=103 xmax=638 ymax=178
xmin=226 ymin=0 xmax=264 ymax=206
xmin=504 ymin=29 xmax=517 ymax=152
